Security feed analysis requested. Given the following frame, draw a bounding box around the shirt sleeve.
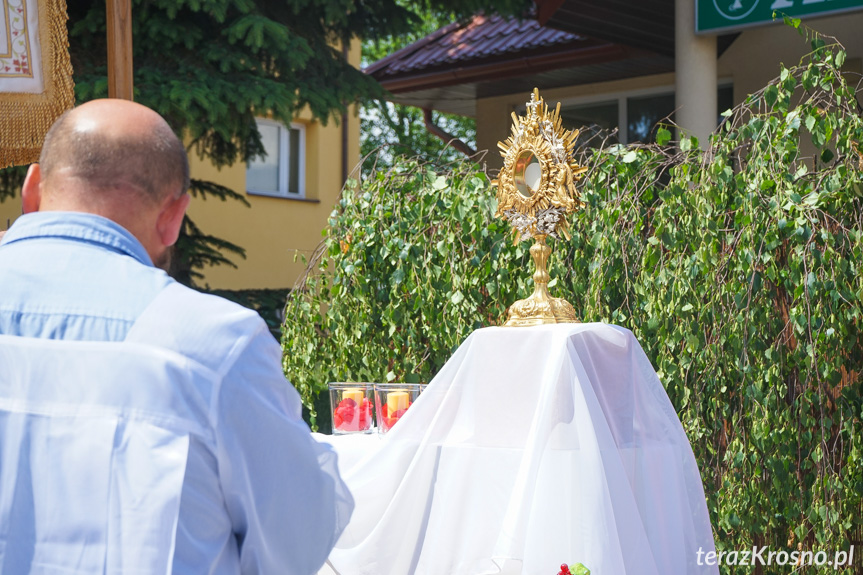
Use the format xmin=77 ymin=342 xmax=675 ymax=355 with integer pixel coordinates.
xmin=214 ymin=322 xmax=354 ymax=574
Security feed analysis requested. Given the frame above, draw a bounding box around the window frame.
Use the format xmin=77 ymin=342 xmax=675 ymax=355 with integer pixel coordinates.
xmin=554 ymin=85 xmax=675 ymax=144
xmin=246 ymin=118 xmax=306 ymax=199
xmin=518 ymin=80 xmax=733 ymax=144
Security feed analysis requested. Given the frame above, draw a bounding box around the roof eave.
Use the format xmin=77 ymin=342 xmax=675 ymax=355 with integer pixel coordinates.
xmin=374 ymin=42 xmax=632 ymax=94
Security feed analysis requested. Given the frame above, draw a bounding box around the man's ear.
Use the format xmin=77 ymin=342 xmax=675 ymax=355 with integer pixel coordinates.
xmin=156 ymin=192 xmax=191 ymax=248
xmin=21 ymin=164 xmax=42 ymax=214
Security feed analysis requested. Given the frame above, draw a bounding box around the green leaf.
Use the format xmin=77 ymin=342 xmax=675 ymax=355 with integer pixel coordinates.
xmin=656 ymin=128 xmax=671 ymax=146
xmin=836 ymin=50 xmax=847 ymax=68
xmin=765 ymin=85 xmax=779 ymax=108
xmin=622 ymin=150 xmax=638 ymax=163
xmin=451 ymin=290 xmax=465 ymax=305
xmin=782 ymin=15 xmax=801 ymax=29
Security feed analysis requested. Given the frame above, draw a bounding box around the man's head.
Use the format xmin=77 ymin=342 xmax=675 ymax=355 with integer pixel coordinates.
xmin=21 ymin=99 xmax=191 ymax=269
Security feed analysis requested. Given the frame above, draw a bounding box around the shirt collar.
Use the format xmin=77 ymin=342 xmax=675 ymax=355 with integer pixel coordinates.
xmin=0 ymin=212 xmax=154 ymax=266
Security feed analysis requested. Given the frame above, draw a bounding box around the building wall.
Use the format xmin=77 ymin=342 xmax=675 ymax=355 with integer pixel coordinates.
xmin=475 ymin=12 xmax=863 ymax=172
xmin=188 ymin=38 xmax=362 ymax=290
xmin=0 ymin=193 xmax=18 ymax=233
xmin=717 ymin=13 xmax=863 ymax=107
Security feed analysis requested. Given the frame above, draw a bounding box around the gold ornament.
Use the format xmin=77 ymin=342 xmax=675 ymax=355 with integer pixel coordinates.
xmin=492 ymin=88 xmax=587 ymax=327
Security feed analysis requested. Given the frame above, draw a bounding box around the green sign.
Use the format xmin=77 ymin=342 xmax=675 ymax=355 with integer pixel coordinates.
xmin=696 ymin=0 xmax=863 ymax=34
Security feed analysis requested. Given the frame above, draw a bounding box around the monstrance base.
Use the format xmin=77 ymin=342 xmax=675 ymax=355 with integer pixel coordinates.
xmin=504 ymin=294 xmax=579 ymax=327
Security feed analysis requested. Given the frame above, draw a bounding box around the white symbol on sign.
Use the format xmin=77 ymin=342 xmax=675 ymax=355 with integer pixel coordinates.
xmin=714 ymin=0 xmax=760 ymax=20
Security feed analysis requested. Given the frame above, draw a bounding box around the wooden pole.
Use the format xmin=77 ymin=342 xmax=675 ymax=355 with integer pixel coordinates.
xmin=106 ymin=0 xmax=133 ymax=100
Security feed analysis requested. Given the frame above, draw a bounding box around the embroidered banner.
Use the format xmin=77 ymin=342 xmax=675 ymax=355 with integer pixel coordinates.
xmin=0 ymin=0 xmax=74 ymax=168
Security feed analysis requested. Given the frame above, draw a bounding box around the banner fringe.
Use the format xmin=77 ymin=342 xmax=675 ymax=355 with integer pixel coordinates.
xmin=0 ymin=0 xmax=75 ymax=169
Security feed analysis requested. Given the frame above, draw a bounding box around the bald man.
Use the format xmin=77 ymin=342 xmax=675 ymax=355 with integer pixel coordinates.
xmin=0 ymin=100 xmax=353 ymax=574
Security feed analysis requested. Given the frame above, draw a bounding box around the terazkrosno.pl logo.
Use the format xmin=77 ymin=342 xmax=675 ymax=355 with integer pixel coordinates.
xmin=713 ymin=0 xmax=760 ymax=20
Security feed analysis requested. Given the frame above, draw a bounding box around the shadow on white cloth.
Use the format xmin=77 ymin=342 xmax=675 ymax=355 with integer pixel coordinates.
xmin=317 ymin=324 xmax=719 ymax=575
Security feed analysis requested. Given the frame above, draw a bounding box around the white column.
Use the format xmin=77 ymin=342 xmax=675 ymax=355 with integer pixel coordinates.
xmin=675 ymin=0 xmax=717 ymax=147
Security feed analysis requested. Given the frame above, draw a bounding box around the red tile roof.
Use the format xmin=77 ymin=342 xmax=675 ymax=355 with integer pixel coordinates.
xmin=365 ymin=14 xmax=585 ymax=79
xmin=363 ymin=11 xmax=670 ymax=116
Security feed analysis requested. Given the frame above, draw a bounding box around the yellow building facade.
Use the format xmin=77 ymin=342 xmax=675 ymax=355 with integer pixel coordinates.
xmin=188 ymin=42 xmax=361 ymax=290
xmin=0 ymin=200 xmax=15 ymax=233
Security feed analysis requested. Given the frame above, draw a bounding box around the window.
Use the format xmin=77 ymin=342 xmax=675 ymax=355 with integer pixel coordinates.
xmin=560 ymin=90 xmax=674 ymax=145
xmin=246 ymin=119 xmax=305 ymax=198
xmin=556 ymin=84 xmax=733 ymax=145
xmin=560 ymin=101 xmax=620 ymax=146
xmin=626 ymin=93 xmax=675 ymax=143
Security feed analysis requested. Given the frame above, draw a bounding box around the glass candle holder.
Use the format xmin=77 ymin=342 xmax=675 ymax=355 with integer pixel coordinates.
xmin=374 ymin=383 xmax=422 ymax=434
xmin=329 ymin=383 xmax=374 ymax=435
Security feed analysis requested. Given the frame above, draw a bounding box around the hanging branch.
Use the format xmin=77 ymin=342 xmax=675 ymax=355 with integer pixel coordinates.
xmin=422 ymin=108 xmax=478 ymax=158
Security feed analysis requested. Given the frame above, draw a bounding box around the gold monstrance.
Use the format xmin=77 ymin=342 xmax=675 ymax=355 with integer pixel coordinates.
xmin=492 ymin=88 xmax=587 ymax=327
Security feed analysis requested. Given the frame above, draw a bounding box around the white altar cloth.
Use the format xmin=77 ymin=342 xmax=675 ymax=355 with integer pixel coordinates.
xmin=317 ymin=324 xmax=719 ymax=575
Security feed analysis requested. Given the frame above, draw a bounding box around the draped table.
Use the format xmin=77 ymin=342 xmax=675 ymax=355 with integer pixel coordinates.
xmin=315 ymin=324 xmax=719 ymax=575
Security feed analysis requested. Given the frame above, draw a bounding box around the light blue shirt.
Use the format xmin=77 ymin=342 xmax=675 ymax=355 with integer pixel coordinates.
xmin=0 ymin=212 xmax=352 ymax=574
xmin=0 ymin=212 xmax=171 ymax=341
